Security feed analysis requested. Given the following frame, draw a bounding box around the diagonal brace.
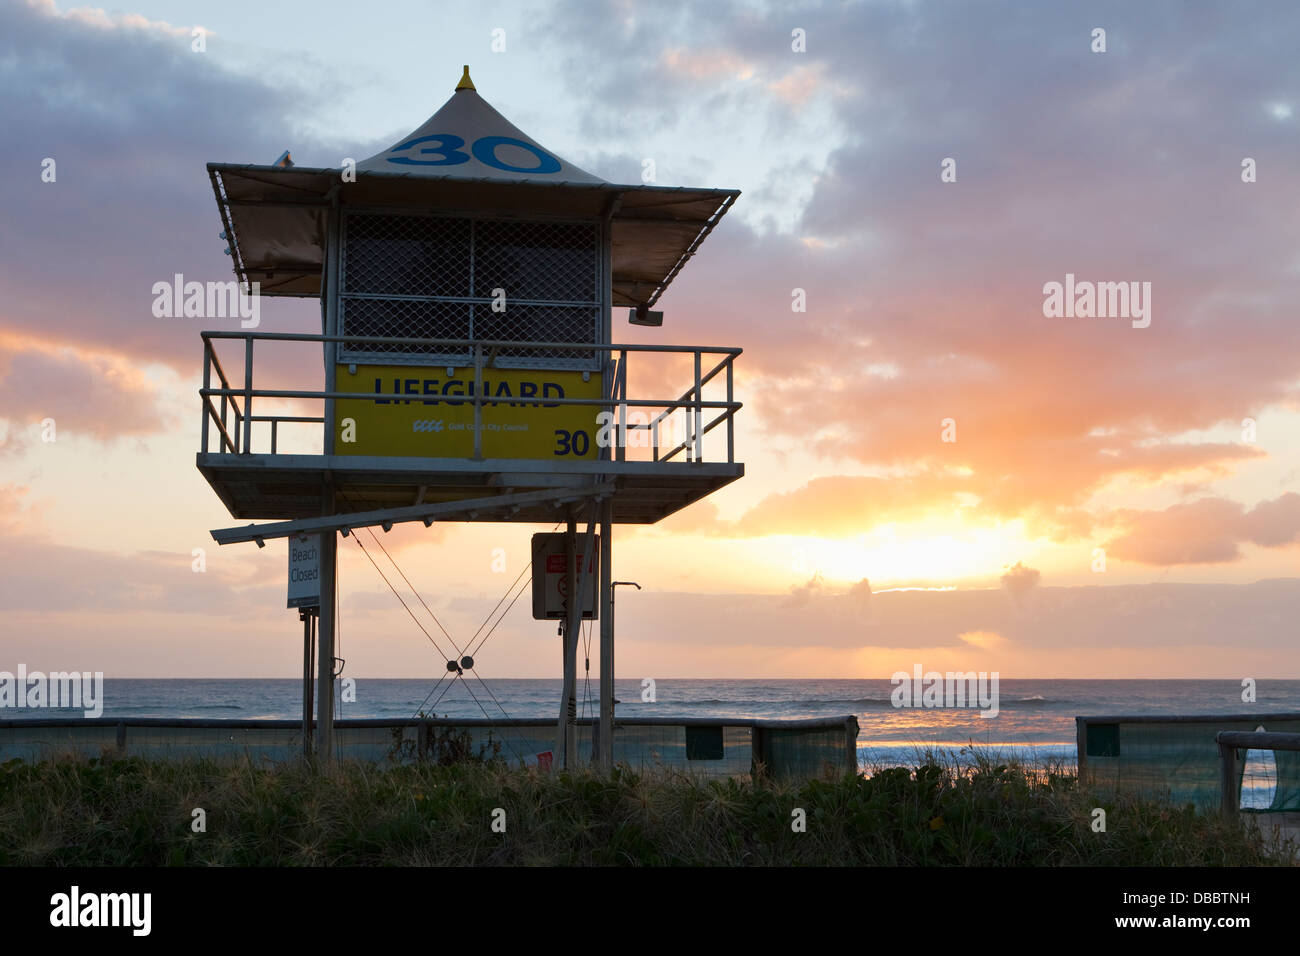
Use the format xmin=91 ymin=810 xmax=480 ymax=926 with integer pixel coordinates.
xmin=210 ymin=483 xmax=615 ymax=545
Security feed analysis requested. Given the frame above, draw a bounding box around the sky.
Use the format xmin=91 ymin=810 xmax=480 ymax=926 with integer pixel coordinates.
xmin=0 ymin=0 xmax=1297 ymax=679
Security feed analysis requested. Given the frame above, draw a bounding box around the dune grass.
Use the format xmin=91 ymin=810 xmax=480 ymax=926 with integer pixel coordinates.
xmin=0 ymin=748 xmax=1292 ymax=866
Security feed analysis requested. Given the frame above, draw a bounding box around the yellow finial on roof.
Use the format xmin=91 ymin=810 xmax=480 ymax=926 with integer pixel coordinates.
xmin=456 ymin=65 xmax=476 ymax=92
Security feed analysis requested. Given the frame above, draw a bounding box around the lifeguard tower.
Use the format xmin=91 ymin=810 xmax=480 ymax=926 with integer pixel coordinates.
xmin=198 ymin=68 xmax=743 ymax=767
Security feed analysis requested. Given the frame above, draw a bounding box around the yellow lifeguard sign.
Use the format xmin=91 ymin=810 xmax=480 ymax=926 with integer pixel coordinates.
xmin=335 ymin=365 xmax=602 ymax=459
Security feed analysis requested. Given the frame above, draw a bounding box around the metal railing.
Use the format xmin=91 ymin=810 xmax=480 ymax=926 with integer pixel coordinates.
xmin=1216 ymin=730 xmax=1300 ymax=818
xmin=199 ymin=331 xmax=742 ymax=464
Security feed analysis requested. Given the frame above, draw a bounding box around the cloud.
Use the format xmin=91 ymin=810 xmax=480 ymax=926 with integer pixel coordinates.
xmin=0 ymin=484 xmax=41 ymax=534
xmin=0 ymin=533 xmax=278 ymax=616
xmin=26 ymin=0 xmax=199 ymax=37
xmin=1106 ymin=493 xmax=1300 ymax=565
xmin=785 ymin=571 xmax=827 ymax=606
xmin=731 ymin=474 xmax=961 ymax=537
xmin=0 ymin=334 xmax=172 ymax=449
xmin=610 ymin=579 xmax=1300 ymax=660
xmin=958 ymin=630 xmax=1007 ymax=650
xmin=663 ymin=473 xmax=982 ymax=539
xmin=1000 ymin=562 xmax=1041 ymax=603
xmin=0 ymin=0 xmax=322 ymax=375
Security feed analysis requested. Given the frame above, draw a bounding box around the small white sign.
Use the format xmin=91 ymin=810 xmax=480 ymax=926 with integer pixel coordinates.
xmin=288 ymin=533 xmax=321 ymax=608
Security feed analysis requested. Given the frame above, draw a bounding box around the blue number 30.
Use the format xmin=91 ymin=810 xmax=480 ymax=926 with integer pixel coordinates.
xmin=387 ymin=134 xmax=560 ymax=174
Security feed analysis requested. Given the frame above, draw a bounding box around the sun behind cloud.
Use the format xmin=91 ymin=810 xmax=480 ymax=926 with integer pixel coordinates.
xmin=958 ymin=630 xmax=1008 ymax=651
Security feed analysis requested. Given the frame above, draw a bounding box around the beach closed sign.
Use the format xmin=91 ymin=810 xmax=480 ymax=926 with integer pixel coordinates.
xmin=333 ymin=364 xmax=602 ymax=460
xmin=287 ymin=534 xmax=321 ymax=609
xmin=531 ymin=532 xmax=599 ymax=620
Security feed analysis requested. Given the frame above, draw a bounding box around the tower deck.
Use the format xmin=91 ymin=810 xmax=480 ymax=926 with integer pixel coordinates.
xmin=198 ymin=452 xmax=742 ymax=524
xmin=199 ymin=330 xmax=743 ymax=533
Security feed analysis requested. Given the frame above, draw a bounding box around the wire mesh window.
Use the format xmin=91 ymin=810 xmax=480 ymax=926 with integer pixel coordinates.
xmin=340 ymin=212 xmax=602 ymax=370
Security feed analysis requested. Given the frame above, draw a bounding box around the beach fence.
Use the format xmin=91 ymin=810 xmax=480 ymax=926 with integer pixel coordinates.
xmin=1216 ymin=731 xmax=1300 ymax=818
xmin=1077 ymin=714 xmax=1300 ymax=813
xmin=0 ymin=715 xmax=858 ymax=781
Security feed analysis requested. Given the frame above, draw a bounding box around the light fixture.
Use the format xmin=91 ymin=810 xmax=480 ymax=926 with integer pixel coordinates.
xmin=629 ymin=306 xmax=663 ymax=327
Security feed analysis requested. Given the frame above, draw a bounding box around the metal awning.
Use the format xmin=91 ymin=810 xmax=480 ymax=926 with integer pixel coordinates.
xmin=207 ymin=68 xmax=739 ymax=306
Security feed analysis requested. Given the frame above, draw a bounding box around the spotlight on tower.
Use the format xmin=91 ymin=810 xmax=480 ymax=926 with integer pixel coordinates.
xmin=628 ymin=306 xmax=663 ymax=327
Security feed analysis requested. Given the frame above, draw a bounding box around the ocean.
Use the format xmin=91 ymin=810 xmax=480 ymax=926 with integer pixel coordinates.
xmin=7 ymin=677 xmax=1299 ymax=767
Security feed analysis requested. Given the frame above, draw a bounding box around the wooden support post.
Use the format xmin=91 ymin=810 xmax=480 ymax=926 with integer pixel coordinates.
xmin=556 ymin=506 xmax=598 ymax=768
xmin=598 ymin=498 xmax=614 ymax=768
xmin=313 ymin=198 xmax=340 ymax=767
xmin=316 ymin=492 xmax=337 ymax=764
xmin=322 ymin=197 xmax=339 ymax=457
xmin=1219 ymin=739 xmax=1238 ymax=819
xmin=557 ymin=518 xmax=578 ymax=768
xmin=845 ymin=716 xmax=859 ymax=776
xmin=301 ymin=608 xmax=315 ymax=758
xmin=1075 ymin=717 xmax=1088 ymax=788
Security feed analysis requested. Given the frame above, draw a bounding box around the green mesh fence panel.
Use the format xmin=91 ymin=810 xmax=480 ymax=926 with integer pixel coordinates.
xmin=1272 ymin=748 xmax=1300 ymax=811
xmin=760 ymin=723 xmax=857 ymax=781
xmin=125 ymin=725 xmax=302 ymax=763
xmin=0 ymin=717 xmax=858 ymax=782
xmin=1078 ymin=716 xmax=1300 ymax=813
xmin=0 ymin=722 xmax=120 ymax=761
xmin=605 ymin=723 xmax=753 ymax=777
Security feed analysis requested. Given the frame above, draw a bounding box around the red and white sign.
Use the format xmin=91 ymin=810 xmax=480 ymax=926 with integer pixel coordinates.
xmin=531 ymin=533 xmax=599 ymax=620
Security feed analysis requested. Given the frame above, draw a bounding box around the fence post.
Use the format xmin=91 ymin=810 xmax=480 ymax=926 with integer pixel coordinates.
xmin=201 ymin=341 xmax=211 ymax=453
xmin=693 ymin=351 xmax=702 ymax=462
xmin=242 ymin=336 xmax=254 ymax=454
xmin=1218 ymin=737 xmax=1238 ymax=819
xmin=845 ymin=716 xmax=859 ymax=776
xmin=617 ymin=349 xmax=627 ymax=462
xmin=1075 ymin=717 xmax=1088 ymax=787
xmin=726 ymin=356 xmax=734 ymax=464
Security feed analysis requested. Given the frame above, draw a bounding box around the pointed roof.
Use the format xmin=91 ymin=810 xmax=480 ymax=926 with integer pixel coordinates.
xmin=206 ymin=68 xmax=739 ymax=306
xmin=356 ymin=67 xmax=604 ymax=185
